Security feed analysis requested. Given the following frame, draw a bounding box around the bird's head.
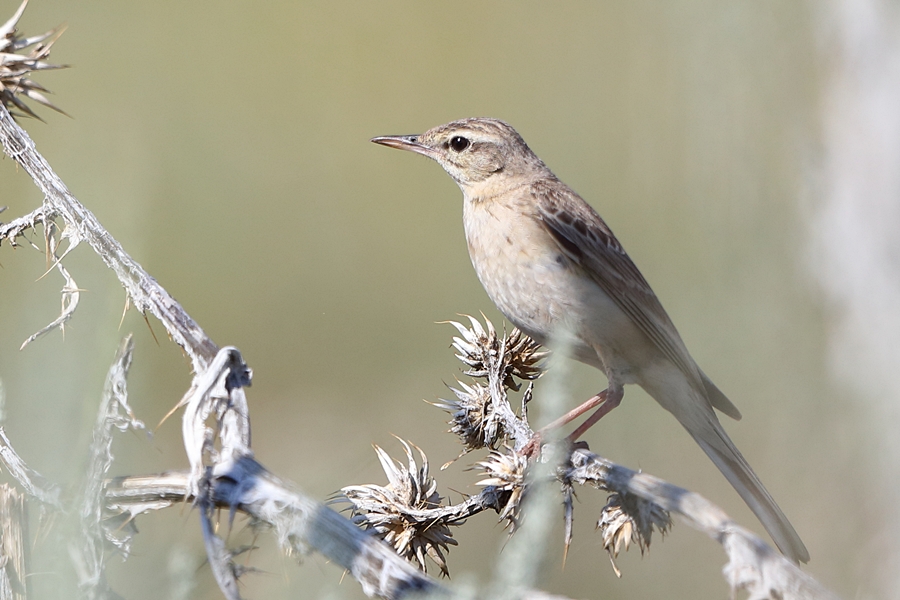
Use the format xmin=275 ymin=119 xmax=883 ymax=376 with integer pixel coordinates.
xmin=372 ymin=118 xmax=548 ymax=195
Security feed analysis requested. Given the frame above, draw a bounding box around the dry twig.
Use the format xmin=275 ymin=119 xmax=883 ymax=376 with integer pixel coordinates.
xmin=0 ymin=485 xmax=27 ymax=600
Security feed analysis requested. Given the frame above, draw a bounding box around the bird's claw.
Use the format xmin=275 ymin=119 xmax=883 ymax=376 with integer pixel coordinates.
xmin=520 ymin=432 xmax=544 ymax=460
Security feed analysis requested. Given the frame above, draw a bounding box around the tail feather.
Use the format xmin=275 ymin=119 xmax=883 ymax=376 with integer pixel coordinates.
xmin=700 ymin=369 xmax=742 ymax=421
xmin=643 ymin=371 xmax=809 ymax=563
xmin=690 ymin=419 xmax=809 ymax=563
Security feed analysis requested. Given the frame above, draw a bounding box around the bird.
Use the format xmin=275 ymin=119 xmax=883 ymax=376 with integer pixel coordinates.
xmin=371 ymin=117 xmax=809 ymax=564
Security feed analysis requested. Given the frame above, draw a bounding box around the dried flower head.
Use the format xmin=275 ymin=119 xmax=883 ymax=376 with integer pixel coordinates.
xmin=504 ymin=327 xmax=547 ymax=386
xmin=597 ymin=492 xmax=672 ymax=577
xmin=447 ymin=316 xmax=548 ymax=391
xmin=434 ymin=380 xmax=500 ymax=456
xmin=338 ymin=439 xmax=456 ymax=576
xmin=0 ymin=0 xmax=67 ymax=120
xmin=476 ymin=449 xmax=528 ymax=527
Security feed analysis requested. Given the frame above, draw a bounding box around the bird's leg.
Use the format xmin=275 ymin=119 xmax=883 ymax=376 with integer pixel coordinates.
xmin=565 ymin=384 xmax=623 ymax=444
xmin=521 ymin=388 xmax=615 ymax=458
xmin=539 ymin=389 xmax=608 ymax=432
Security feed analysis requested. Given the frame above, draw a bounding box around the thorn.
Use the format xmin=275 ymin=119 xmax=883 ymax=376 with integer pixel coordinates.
xmin=142 ymin=311 xmax=159 ymax=346
xmin=156 ymin=396 xmax=184 ymax=431
xmin=118 ymin=294 xmax=130 ymax=330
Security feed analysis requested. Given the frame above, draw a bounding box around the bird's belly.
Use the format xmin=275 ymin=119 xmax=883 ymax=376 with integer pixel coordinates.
xmin=465 ymin=220 xmax=650 ymax=383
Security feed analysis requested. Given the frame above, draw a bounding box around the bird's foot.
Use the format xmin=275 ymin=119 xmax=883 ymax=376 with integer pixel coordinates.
xmin=519 ymin=387 xmax=622 ymax=460
xmin=520 ymin=431 xmax=544 ymax=460
xmin=520 ymin=432 xmax=590 ymax=461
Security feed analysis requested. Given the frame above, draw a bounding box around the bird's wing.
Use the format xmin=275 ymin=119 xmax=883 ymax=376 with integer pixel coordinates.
xmin=531 ymin=178 xmax=704 ymax=388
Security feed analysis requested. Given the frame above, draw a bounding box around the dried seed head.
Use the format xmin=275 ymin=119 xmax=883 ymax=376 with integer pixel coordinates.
xmin=597 ymin=492 xmax=672 ymax=577
xmin=0 ymin=1 xmax=68 ymax=120
xmin=434 ymin=380 xmax=500 ymax=455
xmin=338 ymin=439 xmax=456 ymax=576
xmin=447 ymin=316 xmax=548 ymax=391
xmin=447 ymin=315 xmax=496 ymax=379
xmin=476 ymin=449 xmax=528 ymax=527
xmin=504 ymin=327 xmax=549 ymax=385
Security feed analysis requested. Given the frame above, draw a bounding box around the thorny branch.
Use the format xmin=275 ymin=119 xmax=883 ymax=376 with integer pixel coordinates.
xmin=0 ymin=3 xmax=839 ymax=599
xmin=0 ymin=485 xmax=26 ymax=600
xmin=566 ymin=448 xmax=838 ymax=599
xmin=0 ymin=93 xmax=452 ymax=600
xmin=334 ymin=316 xmax=838 ymax=600
xmin=0 ymin=99 xmax=217 ymax=373
xmin=0 ymin=426 xmax=62 ymax=510
xmin=0 ymin=4 xmax=450 ymax=596
xmin=72 ymin=335 xmax=144 ymax=599
xmin=17 ymin=219 xmax=81 ymax=350
xmin=0 ymin=204 xmax=53 ymax=248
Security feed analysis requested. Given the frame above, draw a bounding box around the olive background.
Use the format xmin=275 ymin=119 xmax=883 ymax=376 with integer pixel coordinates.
xmin=0 ymin=2 xmax=890 ymax=599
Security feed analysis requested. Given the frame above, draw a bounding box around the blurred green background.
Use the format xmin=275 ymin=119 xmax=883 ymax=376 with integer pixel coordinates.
xmin=0 ymin=1 xmax=889 ymax=598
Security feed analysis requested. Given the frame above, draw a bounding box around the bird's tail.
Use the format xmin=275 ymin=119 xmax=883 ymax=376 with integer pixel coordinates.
xmin=646 ymin=376 xmax=809 ymax=563
xmin=690 ymin=421 xmax=809 ymax=562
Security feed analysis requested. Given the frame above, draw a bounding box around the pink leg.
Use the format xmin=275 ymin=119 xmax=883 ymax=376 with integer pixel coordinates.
xmin=566 ymin=385 xmax=623 ymax=444
xmin=522 ymin=386 xmax=624 ymax=457
xmin=538 ymin=389 xmax=608 ymax=433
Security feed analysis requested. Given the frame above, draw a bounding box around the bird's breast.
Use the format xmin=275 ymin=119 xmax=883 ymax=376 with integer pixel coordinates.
xmin=462 ymin=197 xmax=652 ymax=380
xmin=463 ymin=200 xmax=592 ymax=344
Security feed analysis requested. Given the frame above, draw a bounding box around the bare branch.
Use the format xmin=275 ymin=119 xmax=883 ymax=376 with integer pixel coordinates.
xmin=19 ymin=222 xmax=81 ymax=349
xmin=110 ymin=439 xmax=840 ymax=600
xmin=0 ymin=102 xmax=218 ymax=373
xmin=105 ymin=459 xmax=446 ymax=600
xmin=105 ymin=461 xmax=561 ymax=600
xmin=0 ymin=203 xmax=56 ymax=248
xmin=0 ymin=485 xmax=27 ymax=600
xmin=0 ymin=427 xmax=61 ymax=509
xmin=566 ymin=448 xmax=839 ymax=600
xmin=73 ymin=335 xmax=144 ymax=599
xmin=1 ymin=91 xmax=454 ymax=598
xmin=178 ymin=345 xmax=254 ymax=597
xmin=180 ymin=346 xmax=252 ymax=498
xmin=198 ymin=481 xmax=242 ymax=600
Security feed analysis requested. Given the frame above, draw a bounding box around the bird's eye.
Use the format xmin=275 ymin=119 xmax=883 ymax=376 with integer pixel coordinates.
xmin=449 ymin=136 xmax=470 ymax=152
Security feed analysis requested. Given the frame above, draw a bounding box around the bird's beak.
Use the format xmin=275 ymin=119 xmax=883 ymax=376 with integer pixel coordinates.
xmin=371 ymin=134 xmax=438 ymax=159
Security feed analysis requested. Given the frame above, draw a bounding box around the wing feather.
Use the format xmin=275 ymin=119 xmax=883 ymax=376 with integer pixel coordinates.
xmin=531 ymin=178 xmax=703 ymax=388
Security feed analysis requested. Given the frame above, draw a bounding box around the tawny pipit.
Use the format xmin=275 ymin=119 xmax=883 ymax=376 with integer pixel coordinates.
xmin=371 ymin=118 xmax=808 ymax=563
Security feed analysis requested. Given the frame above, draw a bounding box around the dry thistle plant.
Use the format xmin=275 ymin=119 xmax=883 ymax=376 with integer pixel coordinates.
xmin=337 ymin=439 xmax=457 ymax=576
xmin=0 ymin=0 xmax=67 ymax=120
xmin=338 ymin=315 xmax=672 ymax=578
xmin=475 ymin=448 xmax=528 ymax=527
xmin=435 ymin=317 xmax=546 ymax=457
xmin=596 ymin=492 xmax=672 ymax=577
